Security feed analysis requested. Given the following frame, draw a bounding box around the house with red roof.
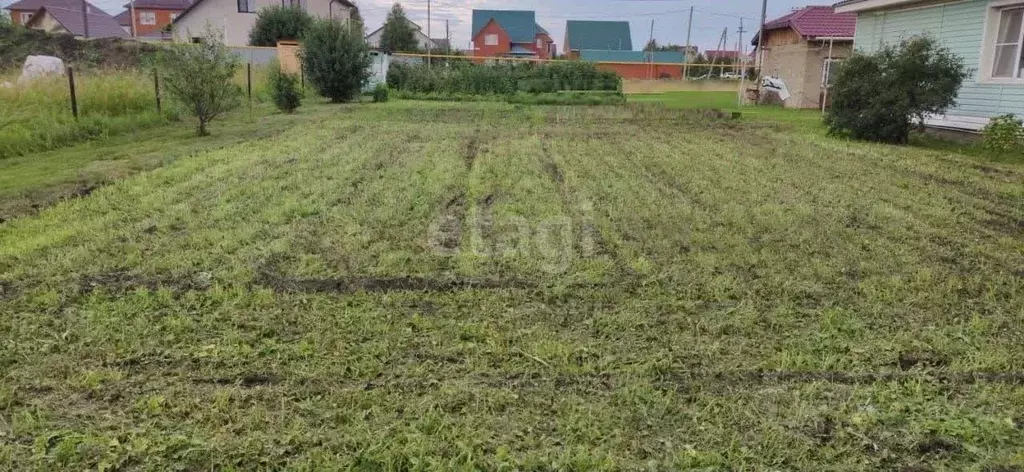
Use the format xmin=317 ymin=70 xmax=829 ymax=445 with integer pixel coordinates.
xmin=750 ymin=5 xmax=856 ymax=108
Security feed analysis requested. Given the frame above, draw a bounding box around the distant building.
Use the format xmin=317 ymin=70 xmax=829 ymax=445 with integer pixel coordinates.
xmin=5 ymin=0 xmax=100 ymax=26
xmin=365 ymin=21 xmax=446 ymax=51
xmin=172 ymin=0 xmax=355 ymax=46
xmin=750 ymin=5 xmax=855 ymax=109
xmin=116 ymin=0 xmax=191 ymax=37
xmin=564 ymin=20 xmax=632 ymax=59
xmin=471 ymin=10 xmax=554 ymax=60
xmin=579 ymin=49 xmax=685 ymax=79
xmin=23 ymin=5 xmax=128 ymax=38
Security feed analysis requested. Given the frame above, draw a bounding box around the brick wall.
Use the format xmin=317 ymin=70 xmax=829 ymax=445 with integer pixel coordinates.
xmin=472 ymin=20 xmax=511 ymax=59
xmin=760 ymin=32 xmax=852 ymax=109
xmin=130 ymin=8 xmax=182 ymax=36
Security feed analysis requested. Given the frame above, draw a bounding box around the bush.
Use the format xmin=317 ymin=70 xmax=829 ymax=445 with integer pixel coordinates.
xmin=160 ymin=31 xmax=242 ymax=136
xmin=386 ymin=61 xmax=621 ymax=96
xmin=982 ymin=114 xmax=1024 ymax=154
xmin=300 ymin=18 xmax=371 ymax=103
xmin=269 ymin=64 xmax=301 ymax=113
xmin=372 ymin=83 xmax=389 ymax=103
xmin=249 ymin=6 xmax=314 ymax=47
xmin=826 ymin=36 xmax=968 ymax=144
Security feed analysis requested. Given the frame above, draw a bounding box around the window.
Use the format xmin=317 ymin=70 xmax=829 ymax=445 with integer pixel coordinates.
xmin=484 ymin=34 xmax=498 ymax=46
xmin=537 ymin=38 xmax=543 ymax=48
xmin=991 ymin=7 xmax=1024 ymax=78
xmin=140 ymin=11 xmax=156 ymax=25
xmin=20 ymin=12 xmax=32 ymax=23
xmin=822 ymin=59 xmax=844 ymax=87
xmin=237 ymin=0 xmax=256 ymax=13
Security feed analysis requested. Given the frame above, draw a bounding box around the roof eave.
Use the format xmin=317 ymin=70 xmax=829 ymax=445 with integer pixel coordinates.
xmin=834 ymin=0 xmax=921 ymax=13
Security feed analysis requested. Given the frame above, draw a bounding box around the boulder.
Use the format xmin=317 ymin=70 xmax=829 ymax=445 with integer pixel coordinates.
xmin=18 ymin=55 xmax=66 ymax=84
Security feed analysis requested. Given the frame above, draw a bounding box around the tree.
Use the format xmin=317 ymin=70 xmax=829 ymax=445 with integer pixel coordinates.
xmin=348 ymin=1 xmax=365 ymax=36
xmin=379 ymin=3 xmax=418 ymax=53
xmin=249 ymin=5 xmax=314 ymax=46
xmin=644 ymin=39 xmax=658 ymax=52
xmin=268 ymin=63 xmax=301 ymax=113
xmin=300 ymin=18 xmax=371 ymax=102
xmin=826 ymin=36 xmax=968 ymax=144
xmin=161 ymin=30 xmax=242 ymax=136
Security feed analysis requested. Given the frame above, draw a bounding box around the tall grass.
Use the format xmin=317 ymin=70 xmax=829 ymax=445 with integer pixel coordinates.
xmin=0 ymin=70 xmax=170 ymax=159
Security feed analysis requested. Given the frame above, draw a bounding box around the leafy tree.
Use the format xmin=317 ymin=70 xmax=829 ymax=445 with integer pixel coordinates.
xmin=300 ymin=18 xmax=371 ymax=102
xmin=380 ymin=3 xmax=418 ymax=53
xmin=161 ymin=30 xmax=242 ymax=136
xmin=348 ymin=1 xmax=365 ymax=36
xmin=248 ymin=5 xmax=314 ymax=47
xmin=826 ymin=36 xmax=968 ymax=144
xmin=269 ymin=63 xmax=301 ymax=113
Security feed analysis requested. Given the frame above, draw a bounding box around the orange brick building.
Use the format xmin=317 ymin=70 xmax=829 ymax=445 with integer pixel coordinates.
xmin=471 ymin=10 xmax=554 ymax=60
xmin=115 ymin=0 xmax=191 ymax=37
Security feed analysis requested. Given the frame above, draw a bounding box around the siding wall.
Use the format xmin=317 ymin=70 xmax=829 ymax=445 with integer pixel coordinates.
xmin=854 ymin=0 xmax=1024 ymax=122
xmin=174 ymin=0 xmax=350 ymax=47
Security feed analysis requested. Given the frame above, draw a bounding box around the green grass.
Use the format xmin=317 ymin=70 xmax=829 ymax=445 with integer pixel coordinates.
xmin=1 ymin=100 xmax=1023 ymax=470
xmin=628 ymin=90 xmax=741 ymax=110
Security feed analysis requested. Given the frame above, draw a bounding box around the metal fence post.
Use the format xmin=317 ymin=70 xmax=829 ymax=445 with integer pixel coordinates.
xmin=67 ymin=66 xmax=79 ymax=120
xmin=153 ymin=68 xmax=162 ymax=114
xmin=247 ymin=62 xmax=252 ymax=115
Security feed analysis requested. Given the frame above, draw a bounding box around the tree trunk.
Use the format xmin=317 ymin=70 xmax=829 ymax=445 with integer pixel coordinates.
xmin=198 ymin=119 xmax=208 ymax=137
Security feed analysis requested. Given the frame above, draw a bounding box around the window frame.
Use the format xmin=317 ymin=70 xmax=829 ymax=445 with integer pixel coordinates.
xmin=821 ymin=58 xmax=844 ymax=88
xmin=980 ymin=0 xmax=1024 ymax=83
xmin=237 ymin=0 xmax=256 ymax=14
xmin=20 ymin=12 xmax=32 ymax=23
xmin=139 ymin=11 xmax=157 ymax=25
xmin=484 ymin=34 xmax=498 ymax=46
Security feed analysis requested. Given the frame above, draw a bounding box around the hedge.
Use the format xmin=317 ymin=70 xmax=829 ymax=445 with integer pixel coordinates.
xmin=387 ymin=61 xmax=622 ymax=96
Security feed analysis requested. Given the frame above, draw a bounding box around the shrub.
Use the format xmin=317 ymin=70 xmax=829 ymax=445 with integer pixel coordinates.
xmin=826 ymin=36 xmax=968 ymax=144
xmin=372 ymin=83 xmax=389 ymax=103
xmin=982 ymin=114 xmax=1024 ymax=154
xmin=249 ymin=6 xmax=314 ymax=47
xmin=380 ymin=3 xmax=419 ymax=53
xmin=300 ymin=18 xmax=371 ymax=103
xmin=386 ymin=61 xmax=621 ymax=96
xmin=269 ymin=64 xmax=301 ymax=113
xmin=160 ymin=31 xmax=242 ymax=136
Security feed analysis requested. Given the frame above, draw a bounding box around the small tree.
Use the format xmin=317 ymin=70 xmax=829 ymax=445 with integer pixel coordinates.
xmin=826 ymin=36 xmax=968 ymax=144
xmin=269 ymin=63 xmax=301 ymax=113
xmin=380 ymin=3 xmax=418 ymax=53
xmin=161 ymin=31 xmax=242 ymax=136
xmin=249 ymin=5 xmax=314 ymax=47
xmin=300 ymin=18 xmax=371 ymax=102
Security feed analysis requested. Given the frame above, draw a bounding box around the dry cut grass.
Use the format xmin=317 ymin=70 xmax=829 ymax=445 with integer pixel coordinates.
xmin=0 ymin=101 xmax=1022 ymax=470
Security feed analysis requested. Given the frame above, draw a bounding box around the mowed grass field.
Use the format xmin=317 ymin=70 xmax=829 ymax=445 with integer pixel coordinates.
xmin=1 ymin=101 xmax=1023 ymax=470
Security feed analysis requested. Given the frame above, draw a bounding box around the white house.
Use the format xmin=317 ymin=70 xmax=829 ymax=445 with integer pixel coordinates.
xmin=172 ymin=0 xmax=355 ymax=46
xmin=365 ymin=21 xmax=443 ymax=51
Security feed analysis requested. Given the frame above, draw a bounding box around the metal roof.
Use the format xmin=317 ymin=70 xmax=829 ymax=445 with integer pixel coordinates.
xmin=27 ymin=6 xmax=129 ymax=38
xmin=751 ymin=5 xmax=856 ymax=45
xmin=566 ymin=20 xmax=632 ymax=51
xmin=5 ymin=0 xmax=100 ymax=12
xmin=121 ymin=0 xmax=191 ymax=10
xmin=471 ymin=9 xmax=537 ymax=43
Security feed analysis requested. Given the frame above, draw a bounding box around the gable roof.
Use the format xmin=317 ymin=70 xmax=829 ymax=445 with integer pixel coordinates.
xmin=751 ymin=5 xmax=856 ymax=45
xmin=5 ymin=0 xmax=100 ymax=12
xmin=114 ymin=9 xmax=130 ymax=26
xmin=27 ymin=6 xmax=129 ymax=38
xmin=833 ymin=0 xmax=919 ymax=13
xmin=471 ymin=9 xmax=536 ymax=43
xmin=173 ymin=0 xmax=353 ymax=24
xmin=566 ymin=20 xmax=632 ymax=51
xmin=122 ymin=0 xmax=192 ymax=10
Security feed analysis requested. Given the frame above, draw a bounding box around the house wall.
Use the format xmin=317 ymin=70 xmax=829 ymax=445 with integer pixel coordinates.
xmin=760 ymin=29 xmax=853 ymax=109
xmin=597 ymin=63 xmax=683 ymax=80
xmin=174 ymin=0 xmax=350 ymax=46
xmin=854 ymin=0 xmax=1024 ymax=128
xmin=366 ymin=27 xmax=436 ymax=51
xmin=9 ymin=9 xmax=32 ymax=25
xmin=28 ymin=11 xmax=70 ymax=35
xmin=472 ymin=20 xmax=511 ymax=59
xmin=132 ymin=8 xmax=182 ymax=36
xmin=532 ymin=32 xmax=552 ymax=59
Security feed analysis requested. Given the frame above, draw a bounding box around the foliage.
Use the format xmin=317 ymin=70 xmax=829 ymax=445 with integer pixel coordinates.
xmin=981 ymin=114 xmax=1024 ymax=154
xmin=395 ymin=90 xmax=625 ymax=105
xmin=372 ymin=82 xmax=389 ymax=102
xmin=380 ymin=3 xmax=419 ymax=53
xmin=268 ymin=64 xmax=301 ymax=113
xmin=643 ymin=39 xmax=686 ymax=52
xmin=387 ymin=61 xmax=621 ymax=96
xmin=349 ymin=2 xmax=365 ymax=36
xmin=0 ymin=23 xmax=160 ymax=71
xmin=160 ymin=32 xmax=242 ymax=136
xmin=248 ymin=5 xmax=314 ymax=47
xmin=300 ymin=18 xmax=371 ymax=103
xmin=826 ymin=36 xmax=968 ymax=144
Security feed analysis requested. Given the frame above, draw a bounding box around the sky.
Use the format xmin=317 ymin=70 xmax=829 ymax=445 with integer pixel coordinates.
xmin=3 ymin=0 xmax=818 ymax=53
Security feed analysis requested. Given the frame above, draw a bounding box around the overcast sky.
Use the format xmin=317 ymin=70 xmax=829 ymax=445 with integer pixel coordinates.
xmin=3 ymin=0 xmax=817 ymax=52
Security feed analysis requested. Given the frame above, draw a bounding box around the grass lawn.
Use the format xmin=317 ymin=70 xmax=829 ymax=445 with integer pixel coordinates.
xmin=1 ymin=100 xmax=1023 ymax=469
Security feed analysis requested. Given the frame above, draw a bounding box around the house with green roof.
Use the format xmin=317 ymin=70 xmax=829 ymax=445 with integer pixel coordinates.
xmin=471 ymin=9 xmax=554 ymax=60
xmin=564 ymin=20 xmax=633 ymax=59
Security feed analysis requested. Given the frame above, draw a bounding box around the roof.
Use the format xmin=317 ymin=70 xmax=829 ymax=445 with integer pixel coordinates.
xmin=566 ymin=20 xmax=632 ymax=51
xmin=751 ymin=5 xmax=856 ymax=45
xmin=471 ymin=9 xmax=537 ymax=43
xmin=833 ymin=0 xmax=919 ymax=12
xmin=121 ymin=0 xmax=191 ymax=10
xmin=5 ymin=0 xmax=100 ymax=12
xmin=579 ymin=49 xmax=684 ymax=63
xmin=535 ymin=23 xmax=548 ymax=35
xmin=365 ymin=20 xmax=424 ymax=39
xmin=432 ymin=38 xmax=450 ymax=50
xmin=27 ymin=6 xmax=129 ymax=38
xmin=174 ymin=0 xmax=354 ymax=24
xmin=114 ymin=9 xmax=130 ymax=26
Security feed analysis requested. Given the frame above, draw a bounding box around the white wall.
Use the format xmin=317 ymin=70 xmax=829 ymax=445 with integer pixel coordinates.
xmin=365 ymin=24 xmax=436 ymax=50
xmin=174 ymin=0 xmax=351 ymax=47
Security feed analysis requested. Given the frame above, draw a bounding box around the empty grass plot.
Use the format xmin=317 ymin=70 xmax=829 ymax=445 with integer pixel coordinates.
xmin=0 ymin=101 xmax=1022 ymax=470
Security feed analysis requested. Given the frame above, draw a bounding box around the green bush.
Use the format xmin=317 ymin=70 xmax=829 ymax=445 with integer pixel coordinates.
xmin=160 ymin=31 xmax=242 ymax=136
xmin=826 ymin=36 xmax=968 ymax=144
xmin=982 ymin=114 xmax=1024 ymax=154
xmin=300 ymin=18 xmax=371 ymax=103
xmin=394 ymin=90 xmax=624 ymax=106
xmin=386 ymin=61 xmax=621 ymax=96
xmin=248 ymin=6 xmax=314 ymax=47
xmin=372 ymin=83 xmax=390 ymax=103
xmin=268 ymin=65 xmax=301 ymax=113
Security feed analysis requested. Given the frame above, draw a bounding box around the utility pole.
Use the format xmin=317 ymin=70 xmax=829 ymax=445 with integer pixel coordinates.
xmin=80 ymin=0 xmax=89 ymax=38
xmin=684 ymin=6 xmax=694 ymax=78
xmin=737 ymin=19 xmax=746 ymax=75
xmin=446 ymin=19 xmax=450 ymax=55
xmin=648 ymin=19 xmax=655 ymax=80
xmin=426 ymin=0 xmax=432 ymax=66
xmin=756 ymin=0 xmax=768 ymax=91
xmin=129 ymin=0 xmax=136 ymax=37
